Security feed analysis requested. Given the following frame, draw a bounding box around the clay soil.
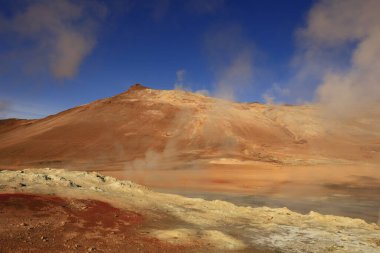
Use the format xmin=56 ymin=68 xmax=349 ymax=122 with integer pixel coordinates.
xmin=0 ymin=193 xmax=199 ymax=253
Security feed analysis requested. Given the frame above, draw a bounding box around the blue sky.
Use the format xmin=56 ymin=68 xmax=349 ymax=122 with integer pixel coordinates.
xmin=0 ymin=0 xmax=317 ymax=118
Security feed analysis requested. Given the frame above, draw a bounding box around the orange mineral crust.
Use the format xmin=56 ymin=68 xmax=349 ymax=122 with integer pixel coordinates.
xmin=0 ymin=193 xmax=199 ymax=253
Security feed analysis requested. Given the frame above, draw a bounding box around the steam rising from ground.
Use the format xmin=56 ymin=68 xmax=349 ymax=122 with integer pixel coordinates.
xmin=0 ymin=0 xmax=106 ymax=79
xmin=173 ymin=69 xmax=187 ymax=90
xmin=204 ymin=24 xmax=254 ymax=101
xmin=125 ymin=94 xmax=238 ymax=173
xmin=297 ymin=0 xmax=380 ymax=118
xmin=125 ymin=109 xmax=199 ymax=171
xmin=0 ymin=100 xmax=10 ymax=118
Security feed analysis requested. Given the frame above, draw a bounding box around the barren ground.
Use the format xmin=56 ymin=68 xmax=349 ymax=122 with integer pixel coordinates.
xmin=0 ymin=169 xmax=380 ymax=253
xmin=0 ymin=193 xmax=201 ymax=253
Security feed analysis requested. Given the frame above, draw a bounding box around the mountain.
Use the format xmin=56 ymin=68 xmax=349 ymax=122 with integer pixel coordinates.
xmin=1 ymin=84 xmax=380 ymax=223
xmin=1 ymin=84 xmax=379 ymax=172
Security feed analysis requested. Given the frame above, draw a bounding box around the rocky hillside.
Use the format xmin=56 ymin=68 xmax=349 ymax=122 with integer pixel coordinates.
xmin=0 ymin=84 xmax=379 ymax=170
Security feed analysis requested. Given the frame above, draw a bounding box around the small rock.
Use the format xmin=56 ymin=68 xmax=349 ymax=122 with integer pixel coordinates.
xmin=96 ymin=174 xmax=106 ymax=182
xmin=69 ymin=181 xmax=81 ymax=188
xmin=43 ymin=175 xmax=52 ymax=180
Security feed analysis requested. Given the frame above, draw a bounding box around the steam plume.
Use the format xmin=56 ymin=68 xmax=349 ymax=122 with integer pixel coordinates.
xmin=0 ymin=100 xmax=11 ymax=119
xmin=298 ymin=0 xmax=380 ymax=118
xmin=204 ymin=24 xmax=254 ymax=100
xmin=174 ymin=69 xmax=187 ymax=90
xmin=0 ymin=0 xmax=106 ymax=79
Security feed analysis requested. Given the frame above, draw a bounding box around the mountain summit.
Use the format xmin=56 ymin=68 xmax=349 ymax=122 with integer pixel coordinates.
xmin=127 ymin=83 xmax=149 ymax=92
